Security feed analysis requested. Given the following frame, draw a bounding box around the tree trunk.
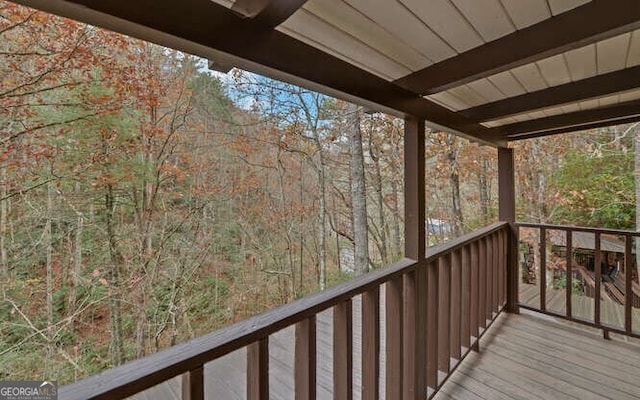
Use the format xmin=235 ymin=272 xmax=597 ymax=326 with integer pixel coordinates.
xmin=68 ymin=210 xmax=83 ymax=333
xmin=479 ymin=153 xmax=489 ymax=225
xmin=45 ymin=182 xmax=54 ymax=375
xmin=390 ymin=178 xmax=402 ymax=258
xmin=309 ymin=130 xmax=328 ymax=290
xmin=317 ymin=153 xmax=327 ymax=289
xmin=530 ymin=141 xmax=547 ymax=223
xmin=369 ymin=128 xmax=388 ymax=264
xmin=0 ymin=167 xmax=7 ymax=279
xmin=276 ymin=146 xmax=295 ymax=299
xmin=349 ymin=106 xmax=369 ymax=275
xmin=106 ymin=184 xmax=125 ymax=366
xmin=299 ymin=157 xmax=305 ymax=294
xmin=446 ymin=134 xmax=463 ymax=236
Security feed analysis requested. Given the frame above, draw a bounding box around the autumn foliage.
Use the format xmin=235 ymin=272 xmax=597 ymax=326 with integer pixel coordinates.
xmin=4 ymin=0 xmax=635 ymax=386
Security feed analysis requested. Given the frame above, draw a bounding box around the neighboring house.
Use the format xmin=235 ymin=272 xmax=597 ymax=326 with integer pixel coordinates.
xmin=547 ymin=231 xmax=640 ymax=306
xmin=426 ymin=218 xmax=452 ymax=239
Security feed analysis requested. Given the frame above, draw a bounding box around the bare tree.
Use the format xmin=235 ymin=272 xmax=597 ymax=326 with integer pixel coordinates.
xmin=348 ymin=105 xmax=369 ymax=274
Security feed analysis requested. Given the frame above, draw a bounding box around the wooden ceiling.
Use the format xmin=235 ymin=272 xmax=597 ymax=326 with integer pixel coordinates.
xmin=12 ymin=0 xmax=640 ymax=146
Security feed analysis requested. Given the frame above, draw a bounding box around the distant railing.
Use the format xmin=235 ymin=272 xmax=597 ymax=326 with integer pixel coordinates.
xmin=517 ymin=222 xmax=640 ymax=339
xmin=60 ymin=222 xmax=509 ymax=400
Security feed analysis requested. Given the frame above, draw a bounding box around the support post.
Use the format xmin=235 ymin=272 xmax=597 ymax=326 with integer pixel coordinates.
xmin=402 ymin=116 xmax=426 ymax=399
xmin=498 ymin=147 xmax=519 ymax=313
xmin=403 ymin=117 xmax=426 ymax=261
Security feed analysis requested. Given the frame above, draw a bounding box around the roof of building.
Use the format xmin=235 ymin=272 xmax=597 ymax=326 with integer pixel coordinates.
xmin=549 ymin=230 xmax=626 ymax=253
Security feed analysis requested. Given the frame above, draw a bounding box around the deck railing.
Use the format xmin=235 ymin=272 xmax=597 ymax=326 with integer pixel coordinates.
xmin=60 ymin=222 xmax=509 ymax=400
xmin=517 ymin=222 xmax=640 ymax=339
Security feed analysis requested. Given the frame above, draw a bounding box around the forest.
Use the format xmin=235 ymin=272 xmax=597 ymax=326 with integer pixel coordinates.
xmin=1 ymin=1 xmax=639 ymax=383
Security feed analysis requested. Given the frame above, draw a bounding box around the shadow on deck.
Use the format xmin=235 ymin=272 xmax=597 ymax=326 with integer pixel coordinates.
xmin=131 ymin=295 xmax=380 ymax=399
xmin=132 ymin=297 xmax=640 ymax=400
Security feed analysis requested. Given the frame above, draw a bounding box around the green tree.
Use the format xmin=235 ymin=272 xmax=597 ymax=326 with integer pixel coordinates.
xmin=552 ymin=142 xmax=635 ymax=229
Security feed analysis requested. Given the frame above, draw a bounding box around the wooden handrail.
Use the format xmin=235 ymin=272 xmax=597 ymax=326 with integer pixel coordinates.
xmin=516 ymin=222 xmax=640 ymax=340
xmin=60 ymin=257 xmax=414 ymax=400
xmin=60 ymin=221 xmax=509 ymax=400
xmin=426 ymin=221 xmax=508 ymax=260
xmin=516 ymin=221 xmax=640 ymax=237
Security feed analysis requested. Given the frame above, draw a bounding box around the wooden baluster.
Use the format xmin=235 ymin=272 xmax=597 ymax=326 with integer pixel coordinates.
xmin=426 ymin=260 xmax=439 ymax=390
xmin=470 ymin=242 xmax=479 ymax=352
xmin=295 ymin=316 xmax=316 ymax=400
xmin=492 ymin=232 xmax=499 ymax=314
xmin=247 ymin=338 xmax=269 ymax=400
xmin=540 ymin=228 xmax=547 ymax=312
xmin=594 ymin=232 xmax=601 ymax=326
xmin=362 ymin=288 xmax=380 ymax=400
xmin=386 ymin=277 xmax=403 ymax=400
xmin=461 ymin=245 xmax=471 ymax=351
xmin=438 ymin=254 xmax=451 ymax=375
xmin=566 ymin=229 xmax=573 ymax=319
xmin=496 ymin=231 xmax=503 ymax=308
xmin=333 ymin=299 xmax=353 ymax=400
xmin=450 ymin=250 xmax=462 ymax=360
xmin=182 ymin=366 xmax=204 ymax=400
xmin=478 ymin=239 xmax=487 ymax=330
xmin=403 ymin=267 xmax=427 ymax=400
xmin=625 ymin=234 xmax=633 ymax=334
xmin=486 ymin=235 xmax=493 ymax=321
xmin=500 ymin=230 xmax=506 ymax=308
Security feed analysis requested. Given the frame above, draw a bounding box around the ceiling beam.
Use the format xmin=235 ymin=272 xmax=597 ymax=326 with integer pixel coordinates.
xmin=490 ymin=99 xmax=640 ymax=137
xmin=231 ymin=0 xmax=308 ymax=29
xmin=393 ymin=0 xmax=640 ymax=95
xmin=208 ymin=59 xmax=232 ymax=73
xmin=462 ymin=65 xmax=640 ymax=122
xmin=506 ymin=115 xmax=640 ymax=141
xmin=12 ymin=0 xmax=500 ymax=146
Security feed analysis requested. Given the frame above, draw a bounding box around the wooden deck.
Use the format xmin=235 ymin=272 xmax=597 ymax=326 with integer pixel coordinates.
xmin=519 ymin=283 xmax=640 ymax=330
xmin=131 ymin=295 xmax=377 ymax=400
xmin=130 ymin=289 xmax=640 ymax=400
xmin=434 ymin=312 xmax=640 ymax=400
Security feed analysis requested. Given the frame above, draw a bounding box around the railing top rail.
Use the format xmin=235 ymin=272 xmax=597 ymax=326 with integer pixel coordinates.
xmin=61 ymin=221 xmax=508 ymax=400
xmin=426 ymin=221 xmax=508 ymax=260
xmin=516 ymin=222 xmax=640 ymax=237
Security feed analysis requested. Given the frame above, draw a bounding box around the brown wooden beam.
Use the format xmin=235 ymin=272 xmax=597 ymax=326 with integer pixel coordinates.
xmin=13 ymin=0 xmax=499 ymax=146
xmin=404 ymin=117 xmax=426 ymax=261
xmin=402 ymin=116 xmax=426 ymax=400
xmin=361 ymin=288 xmax=380 ymax=400
xmin=498 ymin=148 xmax=518 ymax=314
xmin=394 ymin=0 xmax=640 ymax=95
xmin=181 ymin=367 xmax=204 ymax=400
xmin=385 ymin=276 xmax=403 ymax=399
xmin=247 ymin=338 xmax=269 ymax=400
xmin=232 ymin=0 xmax=308 ymax=29
xmin=294 ymin=317 xmax=316 ymax=400
xmin=493 ymin=99 xmax=640 ymax=137
xmin=463 ymin=65 xmax=640 ymax=122
xmin=506 ymin=114 xmax=640 ymax=141
xmin=333 ymin=300 xmax=353 ymax=400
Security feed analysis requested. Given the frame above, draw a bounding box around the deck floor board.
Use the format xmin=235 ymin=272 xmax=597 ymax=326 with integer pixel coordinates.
xmin=435 ymin=312 xmax=640 ymax=400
